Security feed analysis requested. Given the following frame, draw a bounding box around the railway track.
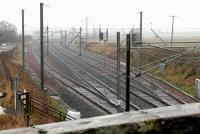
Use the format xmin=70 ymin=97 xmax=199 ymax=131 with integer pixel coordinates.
xmin=50 ymin=45 xmax=179 ymax=109
xmin=27 ymin=62 xmax=70 ymax=111
xmin=67 ymin=45 xmax=199 ymax=104
xmin=31 ymin=45 xmax=128 ymax=114
xmin=66 ymin=46 xmax=181 ymax=107
xmin=48 ymin=47 xmax=140 ymax=110
xmin=30 ymin=41 xmax=199 ymax=116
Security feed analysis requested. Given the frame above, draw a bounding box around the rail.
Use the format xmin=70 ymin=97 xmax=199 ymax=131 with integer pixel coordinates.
xmin=56 ymin=45 xmax=171 ymax=108
xmin=31 ymin=45 xmax=114 ymax=114
xmin=68 ymin=46 xmax=196 ymax=104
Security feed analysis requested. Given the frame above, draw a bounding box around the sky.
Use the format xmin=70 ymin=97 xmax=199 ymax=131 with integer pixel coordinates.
xmin=1 ymin=0 xmax=200 ymax=33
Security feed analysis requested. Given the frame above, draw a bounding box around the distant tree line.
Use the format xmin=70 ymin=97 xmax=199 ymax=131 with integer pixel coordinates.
xmin=0 ymin=21 xmax=17 ymax=43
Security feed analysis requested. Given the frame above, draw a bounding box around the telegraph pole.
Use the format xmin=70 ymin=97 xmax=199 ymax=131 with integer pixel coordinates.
xmin=126 ymin=34 xmax=130 ymax=112
xmin=40 ymin=3 xmax=44 ymax=90
xmin=51 ymin=30 xmax=54 ymax=45
xmin=61 ymin=30 xmax=63 ymax=46
xmin=79 ymin=27 xmax=82 ymax=56
xmin=171 ymin=16 xmax=177 ymax=47
xmin=64 ymin=30 xmax=67 ymax=48
xmin=140 ymin=11 xmax=143 ymax=45
xmin=99 ymin=24 xmax=101 ymax=42
xmin=46 ymin=26 xmax=49 ymax=55
xmin=103 ymin=40 xmax=106 ymax=67
xmin=117 ymin=32 xmax=121 ymax=111
xmin=137 ymin=11 xmax=143 ymax=67
xmin=22 ymin=9 xmax=25 ymax=70
xmin=86 ymin=17 xmax=88 ymax=45
xmin=106 ymin=28 xmax=108 ymax=41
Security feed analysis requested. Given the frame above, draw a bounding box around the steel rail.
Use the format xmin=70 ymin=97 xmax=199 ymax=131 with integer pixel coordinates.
xmin=53 ymin=46 xmax=162 ymax=108
xmin=49 ymin=47 xmax=139 ymax=110
xmin=32 ymin=46 xmax=113 ymax=112
xmin=70 ymin=45 xmax=199 ymax=103
xmin=32 ymin=46 xmax=125 ymax=113
xmin=64 ymin=46 xmax=182 ymax=105
xmin=55 ymin=45 xmax=172 ymax=107
xmin=130 ymin=48 xmax=195 ymax=72
xmin=67 ymin=46 xmax=193 ymax=104
xmin=138 ymin=47 xmax=200 ymax=74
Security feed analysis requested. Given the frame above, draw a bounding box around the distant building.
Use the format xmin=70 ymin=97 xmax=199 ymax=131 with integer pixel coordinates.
xmin=130 ymin=30 xmax=140 ymax=46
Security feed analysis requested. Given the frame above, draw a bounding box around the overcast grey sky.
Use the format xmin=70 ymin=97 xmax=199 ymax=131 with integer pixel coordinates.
xmin=1 ymin=0 xmax=200 ymax=33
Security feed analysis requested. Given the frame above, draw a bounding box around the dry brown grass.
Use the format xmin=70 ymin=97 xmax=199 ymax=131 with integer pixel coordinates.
xmin=86 ymin=42 xmax=116 ymax=59
xmin=0 ymin=47 xmax=56 ymax=130
xmin=163 ymin=61 xmax=199 ymax=95
xmin=1 ymin=48 xmax=48 ymax=102
xmin=0 ymin=113 xmax=25 ymax=130
xmin=29 ymin=112 xmax=54 ymax=126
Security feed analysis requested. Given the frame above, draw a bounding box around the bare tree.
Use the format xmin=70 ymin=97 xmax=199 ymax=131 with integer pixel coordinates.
xmin=0 ymin=21 xmax=17 ymax=43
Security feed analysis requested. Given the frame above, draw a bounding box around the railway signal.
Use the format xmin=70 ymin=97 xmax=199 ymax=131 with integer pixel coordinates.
xmin=100 ymin=32 xmax=104 ymax=40
xmin=99 ymin=24 xmax=103 ymax=41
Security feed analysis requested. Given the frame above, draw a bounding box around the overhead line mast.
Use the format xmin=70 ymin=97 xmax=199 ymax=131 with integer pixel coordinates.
xmin=170 ymin=16 xmax=177 ymax=47
xmin=40 ymin=2 xmax=44 ymax=90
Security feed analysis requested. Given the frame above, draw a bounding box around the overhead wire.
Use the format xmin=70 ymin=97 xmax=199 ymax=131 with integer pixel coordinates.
xmin=117 ymin=46 xmax=200 ymax=79
xmin=131 ymin=46 xmax=200 ymax=78
xmin=129 ymin=46 xmax=199 ymax=76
